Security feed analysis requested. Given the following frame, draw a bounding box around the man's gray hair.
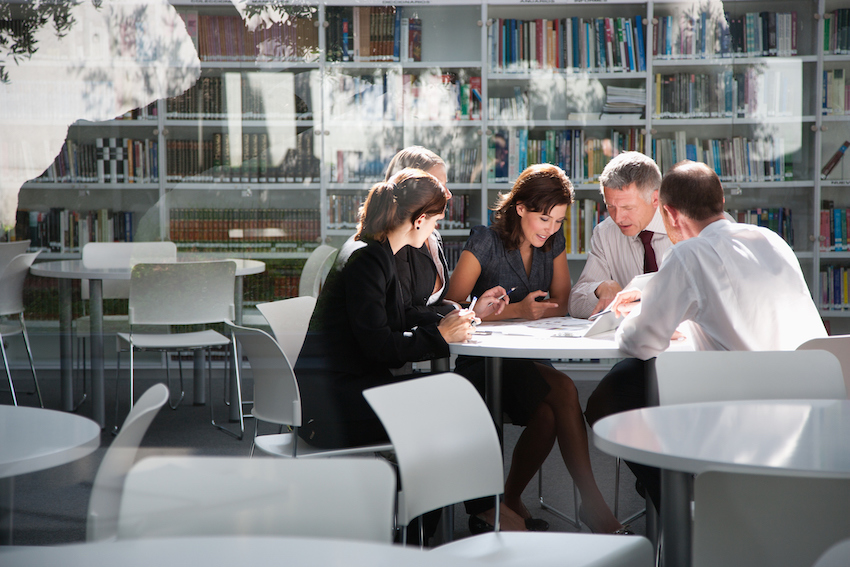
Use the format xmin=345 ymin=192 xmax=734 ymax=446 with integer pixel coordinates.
xmin=599 ymin=151 xmax=662 ymax=203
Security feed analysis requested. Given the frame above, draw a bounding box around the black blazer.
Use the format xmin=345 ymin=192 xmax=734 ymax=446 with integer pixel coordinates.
xmin=395 ymin=232 xmax=456 ymax=328
xmin=295 ymin=237 xmax=449 ymax=435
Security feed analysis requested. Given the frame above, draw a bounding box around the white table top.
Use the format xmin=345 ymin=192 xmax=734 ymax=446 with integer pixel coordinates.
xmin=593 ymin=399 xmax=850 ymax=478
xmin=30 ymin=258 xmax=265 ymax=279
xmin=0 ymin=536 xmax=479 ymax=567
xmin=448 ymin=316 xmax=693 ymax=359
xmin=0 ymin=406 xmax=100 ymax=479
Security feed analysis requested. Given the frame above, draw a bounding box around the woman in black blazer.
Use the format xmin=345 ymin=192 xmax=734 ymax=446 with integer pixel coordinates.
xmin=294 ymin=168 xmax=489 ymax=450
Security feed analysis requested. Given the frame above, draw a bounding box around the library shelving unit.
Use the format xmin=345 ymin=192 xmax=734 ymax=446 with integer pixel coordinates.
xmin=9 ymin=0 xmax=850 ymax=328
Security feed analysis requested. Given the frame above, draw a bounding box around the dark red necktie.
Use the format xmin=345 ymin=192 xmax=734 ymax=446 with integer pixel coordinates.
xmin=639 ymin=230 xmax=658 ymax=273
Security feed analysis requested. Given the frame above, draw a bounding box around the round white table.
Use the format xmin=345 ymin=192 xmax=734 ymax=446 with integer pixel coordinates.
xmin=0 ymin=405 xmax=100 ymax=545
xmin=30 ymin=258 xmax=265 ymax=426
xmin=0 ymin=535 xmax=478 ymax=566
xmin=592 ymin=399 xmax=850 ymax=567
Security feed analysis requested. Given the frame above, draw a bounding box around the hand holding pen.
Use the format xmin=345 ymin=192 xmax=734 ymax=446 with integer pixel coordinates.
xmin=472 ymin=285 xmax=514 ymax=320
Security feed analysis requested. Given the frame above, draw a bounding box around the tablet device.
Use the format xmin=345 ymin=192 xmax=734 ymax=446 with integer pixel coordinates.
xmin=558 ymin=273 xmax=655 ymax=338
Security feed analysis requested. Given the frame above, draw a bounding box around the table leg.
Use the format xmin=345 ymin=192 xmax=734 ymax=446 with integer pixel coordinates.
xmin=0 ymin=477 xmax=12 ymax=545
xmin=227 ymin=276 xmax=244 ymax=420
xmin=58 ymin=280 xmax=73 ymax=412
xmin=89 ymin=279 xmax=105 ymax=428
xmin=660 ymin=469 xmax=693 ymax=567
xmin=485 ymin=357 xmax=503 ymax=442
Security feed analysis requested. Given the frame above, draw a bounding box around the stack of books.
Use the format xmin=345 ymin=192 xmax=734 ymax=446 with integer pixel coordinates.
xmin=602 ymin=85 xmax=646 ymax=116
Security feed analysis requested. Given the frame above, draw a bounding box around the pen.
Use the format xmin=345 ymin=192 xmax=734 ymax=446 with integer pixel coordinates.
xmin=468 ymin=296 xmax=478 ymax=312
xmin=496 ymin=286 xmax=517 ymax=301
xmin=589 ymin=299 xmax=640 ymax=320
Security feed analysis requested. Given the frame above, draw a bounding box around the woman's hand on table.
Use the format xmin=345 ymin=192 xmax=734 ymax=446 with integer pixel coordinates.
xmin=516 ymin=290 xmax=558 ymax=320
xmin=438 ymin=309 xmax=477 ymax=343
xmin=474 ymin=286 xmax=509 ymax=319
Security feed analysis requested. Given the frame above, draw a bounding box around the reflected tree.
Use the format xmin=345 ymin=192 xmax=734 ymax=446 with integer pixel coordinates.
xmin=0 ymin=0 xmax=78 ymax=84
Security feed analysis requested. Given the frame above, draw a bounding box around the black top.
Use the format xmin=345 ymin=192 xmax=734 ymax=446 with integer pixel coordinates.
xmin=395 ymin=231 xmax=455 ymax=328
xmin=295 ymin=236 xmax=449 ymax=446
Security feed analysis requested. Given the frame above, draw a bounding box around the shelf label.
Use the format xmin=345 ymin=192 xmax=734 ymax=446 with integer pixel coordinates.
xmin=826 ymin=180 xmax=850 ymax=186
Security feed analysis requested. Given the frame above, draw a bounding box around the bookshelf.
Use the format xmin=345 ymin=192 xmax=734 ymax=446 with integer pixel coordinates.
xmin=8 ymin=0 xmax=850 ymax=326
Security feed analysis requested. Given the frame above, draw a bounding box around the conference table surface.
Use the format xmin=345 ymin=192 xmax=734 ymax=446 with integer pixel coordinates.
xmin=448 ymin=316 xmax=693 ymax=429
xmin=0 ymin=535 xmax=483 ymax=567
xmin=0 ymin=405 xmax=100 ymax=545
xmin=592 ymin=398 xmax=850 ymax=567
xmin=30 ymin=258 xmax=265 ymax=427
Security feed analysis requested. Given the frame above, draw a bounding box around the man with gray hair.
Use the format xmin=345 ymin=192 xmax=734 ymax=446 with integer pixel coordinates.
xmin=568 ymin=151 xmax=669 ymax=319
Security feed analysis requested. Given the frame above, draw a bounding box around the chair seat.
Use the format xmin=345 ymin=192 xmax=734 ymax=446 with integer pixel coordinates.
xmin=431 ymin=532 xmax=654 ymax=567
xmin=252 ymin=430 xmax=392 ymax=458
xmin=117 ymin=329 xmax=230 ymax=350
xmin=0 ymin=321 xmax=23 ymax=337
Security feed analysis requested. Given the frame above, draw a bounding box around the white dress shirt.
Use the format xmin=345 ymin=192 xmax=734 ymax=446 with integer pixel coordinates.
xmin=569 ymin=206 xmax=673 ymax=319
xmin=617 ymin=219 xmax=827 ymax=361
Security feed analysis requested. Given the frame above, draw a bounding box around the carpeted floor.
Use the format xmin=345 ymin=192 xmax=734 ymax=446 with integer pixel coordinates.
xmin=6 ymin=368 xmax=648 ymax=546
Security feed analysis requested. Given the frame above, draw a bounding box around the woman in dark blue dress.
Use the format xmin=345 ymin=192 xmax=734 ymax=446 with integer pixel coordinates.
xmin=446 ymin=163 xmax=626 ymax=535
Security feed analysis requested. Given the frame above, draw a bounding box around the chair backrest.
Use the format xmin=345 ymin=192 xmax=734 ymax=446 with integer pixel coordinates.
xmin=0 ymin=252 xmax=41 ymax=317
xmin=654 ymin=350 xmax=847 ymax=406
xmin=298 ymin=244 xmax=338 ymax=297
xmin=81 ymin=241 xmax=177 ymax=300
xmin=797 ymin=336 xmax=850 ymax=399
xmin=128 ymin=261 xmax=235 ymax=326
xmin=812 ymin=538 xmax=850 ymax=567
xmin=255 ymin=296 xmax=316 ymax=364
xmin=117 ymin=456 xmax=397 ymax=543
xmin=86 ymin=383 xmax=168 ymax=542
xmin=0 ymin=240 xmax=30 ymax=276
xmin=363 ymin=372 xmax=504 ymax=526
xmin=227 ymin=321 xmax=301 ymax=429
xmin=693 ymin=471 xmax=850 ymax=567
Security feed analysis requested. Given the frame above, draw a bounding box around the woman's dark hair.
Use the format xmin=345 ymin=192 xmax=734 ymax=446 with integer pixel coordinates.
xmin=384 ymin=146 xmax=445 ymax=180
xmin=356 ymin=168 xmax=448 ymax=242
xmin=491 ymin=163 xmax=575 ymax=251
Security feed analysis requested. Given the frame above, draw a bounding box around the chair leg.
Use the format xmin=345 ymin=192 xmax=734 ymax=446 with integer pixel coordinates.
xmin=167 ymin=351 xmax=185 ymax=410
xmin=114 ymin=347 xmax=123 ymax=433
xmin=19 ymin=315 xmax=43 ymax=408
xmin=614 ymin=457 xmax=647 ymax=525
xmin=209 ymin=341 xmax=243 ymax=440
xmin=0 ymin=332 xmax=18 ymax=406
xmin=537 ymin=467 xmax=581 ymax=529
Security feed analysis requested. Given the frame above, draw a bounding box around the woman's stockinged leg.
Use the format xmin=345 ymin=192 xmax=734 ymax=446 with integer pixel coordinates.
xmin=537 ymin=363 xmax=623 ymax=534
xmin=504 ymin=401 xmax=556 ymax=519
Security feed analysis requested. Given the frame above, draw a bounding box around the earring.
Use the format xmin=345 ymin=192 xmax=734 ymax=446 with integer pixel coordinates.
xmin=416 ymin=226 xmax=420 ymax=230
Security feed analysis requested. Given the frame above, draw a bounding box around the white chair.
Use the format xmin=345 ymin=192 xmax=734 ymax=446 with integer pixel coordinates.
xmin=654 ymin=350 xmax=847 ymax=406
xmin=0 ymin=252 xmax=43 ymax=407
xmin=797 ymin=335 xmax=850 ymax=398
xmin=115 ymin=261 xmax=239 ymax=437
xmin=74 ymin=242 xmax=177 ymax=409
xmin=692 ymin=472 xmax=850 ymax=567
xmin=0 ymin=240 xmax=30 ymax=276
xmin=364 ymin=373 xmax=654 ymax=565
xmin=654 ymin=350 xmax=848 ymax=567
xmin=226 ymin=320 xmax=392 ymax=458
xmin=255 ymin=295 xmax=316 ymax=364
xmin=812 ymin=538 xmax=850 ymax=567
xmin=298 ymin=244 xmax=338 ymax=297
xmin=117 ymin=456 xmax=397 ymax=543
xmin=86 ymin=383 xmax=168 ymax=542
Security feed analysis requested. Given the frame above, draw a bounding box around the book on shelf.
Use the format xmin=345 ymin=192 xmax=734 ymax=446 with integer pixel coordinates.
xmin=820 ymin=265 xmax=850 ymax=311
xmin=822 ymin=141 xmax=850 ymax=180
xmin=825 ymin=9 xmax=850 ymax=55
xmin=563 ymin=199 xmax=608 ymax=254
xmin=491 ymin=16 xmax=645 ymax=73
xmin=653 ymin=133 xmax=788 ymax=182
xmin=653 ymin=10 xmax=796 ymax=59
xmin=729 ymin=207 xmax=794 ymax=246
xmin=191 ymin=11 xmax=318 ymax=63
xmin=17 ymin=208 xmax=135 ymax=252
xmin=169 ymin=208 xmax=320 ymax=251
xmin=488 ymin=127 xmax=644 ymax=184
